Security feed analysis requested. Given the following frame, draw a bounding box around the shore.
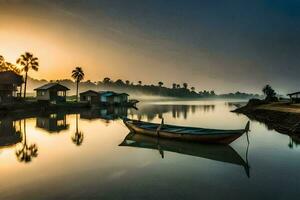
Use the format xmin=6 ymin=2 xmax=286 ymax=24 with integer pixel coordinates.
xmin=233 ymin=101 xmax=300 ymax=134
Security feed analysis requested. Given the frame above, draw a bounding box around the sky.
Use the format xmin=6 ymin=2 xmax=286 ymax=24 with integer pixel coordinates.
xmin=0 ymin=0 xmax=300 ymax=94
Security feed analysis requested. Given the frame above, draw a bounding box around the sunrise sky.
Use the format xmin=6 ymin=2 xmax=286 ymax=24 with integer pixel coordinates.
xmin=1 ymin=0 xmax=300 ymax=93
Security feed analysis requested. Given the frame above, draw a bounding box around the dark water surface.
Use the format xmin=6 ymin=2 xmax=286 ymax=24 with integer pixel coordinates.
xmin=0 ymin=100 xmax=299 ymax=200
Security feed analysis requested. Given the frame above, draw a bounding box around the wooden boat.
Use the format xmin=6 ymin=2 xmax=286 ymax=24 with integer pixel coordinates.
xmin=119 ymin=133 xmax=250 ymax=177
xmin=123 ymin=118 xmax=250 ymax=144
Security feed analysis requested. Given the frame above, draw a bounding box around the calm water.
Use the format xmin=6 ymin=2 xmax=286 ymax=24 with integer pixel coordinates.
xmin=0 ymin=100 xmax=299 ymax=200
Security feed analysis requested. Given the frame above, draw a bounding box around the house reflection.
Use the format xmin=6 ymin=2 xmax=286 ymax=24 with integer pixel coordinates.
xmin=0 ymin=118 xmax=22 ymax=149
xmin=36 ymin=113 xmax=69 ymax=133
xmin=129 ymin=104 xmax=215 ymax=121
xmin=80 ymin=107 xmax=128 ymax=122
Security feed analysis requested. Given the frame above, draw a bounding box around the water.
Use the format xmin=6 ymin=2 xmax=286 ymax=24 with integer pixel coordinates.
xmin=0 ymin=100 xmax=299 ymax=200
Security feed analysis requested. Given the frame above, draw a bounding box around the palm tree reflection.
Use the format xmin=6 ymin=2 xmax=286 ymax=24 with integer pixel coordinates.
xmin=71 ymin=114 xmax=84 ymax=146
xmin=16 ymin=119 xmax=38 ymax=163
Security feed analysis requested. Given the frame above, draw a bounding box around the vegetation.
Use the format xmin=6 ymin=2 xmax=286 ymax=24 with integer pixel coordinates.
xmin=0 ymin=55 xmax=21 ymax=74
xmin=262 ymin=84 xmax=277 ymax=102
xmin=71 ymin=67 xmax=85 ymax=102
xmin=17 ymin=52 xmax=39 ymax=98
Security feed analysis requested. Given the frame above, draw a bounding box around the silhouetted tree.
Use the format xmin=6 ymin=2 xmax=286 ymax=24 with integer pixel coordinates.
xmin=191 ymin=87 xmax=195 ymax=92
xmin=172 ymin=83 xmax=176 ymax=89
xmin=17 ymin=52 xmax=39 ymax=98
xmin=262 ymin=84 xmax=276 ymax=101
xmin=72 ymin=114 xmax=84 ymax=146
xmin=158 ymin=81 xmax=164 ymax=87
xmin=176 ymin=84 xmax=180 ymax=89
xmin=72 ymin=67 xmax=85 ymax=102
xmin=103 ymin=77 xmax=111 ymax=84
xmin=0 ymin=55 xmax=21 ymax=74
xmin=183 ymin=83 xmax=188 ymax=89
xmin=115 ymin=79 xmax=124 ymax=86
xmin=138 ymin=81 xmax=142 ymax=86
xmin=125 ymin=80 xmax=130 ymax=85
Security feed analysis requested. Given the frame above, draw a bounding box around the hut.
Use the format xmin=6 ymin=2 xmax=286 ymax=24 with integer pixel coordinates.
xmin=287 ymin=92 xmax=300 ymax=103
xmin=99 ymin=91 xmax=129 ymax=105
xmin=80 ymin=90 xmax=99 ymax=104
xmin=0 ymin=71 xmax=23 ymax=103
xmin=34 ymin=83 xmax=69 ymax=103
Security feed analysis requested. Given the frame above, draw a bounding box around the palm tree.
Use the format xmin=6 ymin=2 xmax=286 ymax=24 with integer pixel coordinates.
xmin=71 ymin=67 xmax=85 ymax=102
xmin=158 ymin=81 xmax=164 ymax=87
xmin=72 ymin=114 xmax=84 ymax=146
xmin=17 ymin=52 xmax=39 ymax=98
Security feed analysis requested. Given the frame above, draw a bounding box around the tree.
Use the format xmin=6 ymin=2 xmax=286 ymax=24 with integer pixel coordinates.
xmin=103 ymin=77 xmax=111 ymax=84
xmin=115 ymin=79 xmax=124 ymax=86
xmin=125 ymin=80 xmax=130 ymax=85
xmin=72 ymin=67 xmax=85 ymax=102
xmin=176 ymin=84 xmax=180 ymax=89
xmin=172 ymin=83 xmax=176 ymax=89
xmin=183 ymin=83 xmax=188 ymax=89
xmin=17 ymin=52 xmax=39 ymax=98
xmin=72 ymin=114 xmax=84 ymax=146
xmin=138 ymin=81 xmax=142 ymax=86
xmin=158 ymin=81 xmax=164 ymax=87
xmin=191 ymin=87 xmax=195 ymax=92
xmin=262 ymin=84 xmax=276 ymax=101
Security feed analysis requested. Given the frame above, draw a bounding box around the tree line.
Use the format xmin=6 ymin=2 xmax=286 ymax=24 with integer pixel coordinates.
xmin=1 ymin=53 xmax=260 ymax=100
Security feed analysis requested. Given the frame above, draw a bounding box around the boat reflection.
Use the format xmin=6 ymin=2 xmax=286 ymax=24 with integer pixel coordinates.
xmin=120 ymin=133 xmax=250 ymax=177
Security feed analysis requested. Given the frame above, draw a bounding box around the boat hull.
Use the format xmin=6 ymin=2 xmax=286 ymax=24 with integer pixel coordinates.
xmin=124 ymin=119 xmax=247 ymax=144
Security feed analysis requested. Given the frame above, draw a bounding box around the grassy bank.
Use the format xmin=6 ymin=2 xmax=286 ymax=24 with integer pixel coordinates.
xmin=233 ymin=101 xmax=300 ymax=134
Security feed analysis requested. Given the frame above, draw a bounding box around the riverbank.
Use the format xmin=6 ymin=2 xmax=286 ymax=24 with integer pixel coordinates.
xmin=233 ymin=101 xmax=300 ymax=134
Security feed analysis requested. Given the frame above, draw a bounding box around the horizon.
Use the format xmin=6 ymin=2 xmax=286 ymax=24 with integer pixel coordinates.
xmin=1 ymin=0 xmax=300 ymax=94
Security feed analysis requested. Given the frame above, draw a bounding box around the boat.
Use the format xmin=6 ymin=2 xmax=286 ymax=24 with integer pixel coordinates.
xmin=123 ymin=118 xmax=250 ymax=144
xmin=119 ymin=133 xmax=250 ymax=177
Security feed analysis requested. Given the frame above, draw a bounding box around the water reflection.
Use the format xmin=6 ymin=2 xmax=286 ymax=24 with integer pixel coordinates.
xmin=72 ymin=114 xmax=84 ymax=146
xmin=128 ymin=104 xmax=215 ymax=121
xmin=15 ymin=119 xmax=38 ymax=163
xmin=36 ymin=113 xmax=69 ymax=133
xmin=0 ymin=118 xmax=22 ymax=148
xmin=120 ymin=132 xmax=250 ymax=177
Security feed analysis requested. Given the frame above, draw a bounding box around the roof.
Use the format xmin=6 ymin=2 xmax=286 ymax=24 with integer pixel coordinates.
xmin=99 ymin=91 xmax=129 ymax=97
xmin=80 ymin=90 xmax=99 ymax=96
xmin=0 ymin=71 xmax=23 ymax=85
xmin=34 ymin=83 xmax=70 ymax=91
xmin=287 ymin=92 xmax=300 ymax=96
